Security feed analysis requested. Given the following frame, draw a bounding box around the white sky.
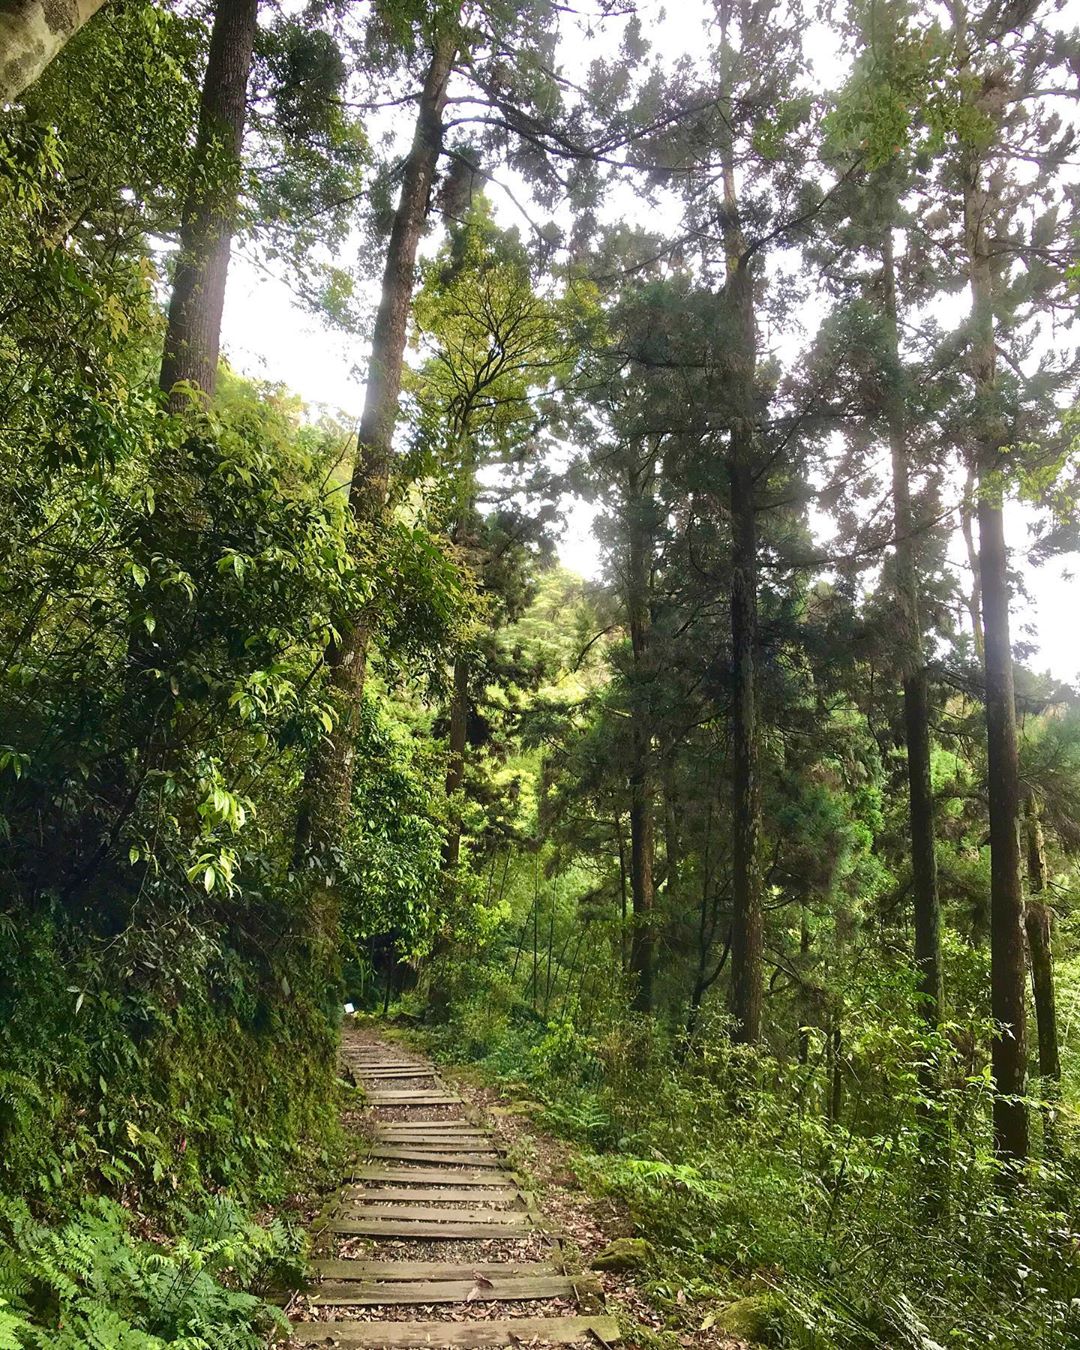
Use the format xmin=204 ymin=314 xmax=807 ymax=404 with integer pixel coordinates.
xmin=220 ymin=1 xmax=1080 ymax=686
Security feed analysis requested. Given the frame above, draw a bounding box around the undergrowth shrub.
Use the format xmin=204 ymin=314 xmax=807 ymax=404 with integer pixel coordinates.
xmin=0 ymin=1194 xmax=299 ymax=1348
xmin=418 ymin=975 xmax=1080 ymax=1349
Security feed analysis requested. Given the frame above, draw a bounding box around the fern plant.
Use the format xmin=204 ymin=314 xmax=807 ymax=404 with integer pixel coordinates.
xmin=0 ymin=1194 xmax=297 ymax=1348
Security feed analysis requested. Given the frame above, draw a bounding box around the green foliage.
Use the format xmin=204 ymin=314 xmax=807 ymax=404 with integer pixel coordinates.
xmin=338 ymin=695 xmax=446 ymax=961
xmin=0 ymin=1195 xmax=297 ymax=1348
xmin=422 ymin=987 xmax=1080 ymax=1350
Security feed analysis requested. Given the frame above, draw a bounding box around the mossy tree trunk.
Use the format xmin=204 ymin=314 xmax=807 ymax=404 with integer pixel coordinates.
xmin=0 ymin=0 xmax=107 ymax=104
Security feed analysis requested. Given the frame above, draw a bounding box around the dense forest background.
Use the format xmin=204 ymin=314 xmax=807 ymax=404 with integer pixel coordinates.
xmin=1 ymin=0 xmax=1080 ymax=1345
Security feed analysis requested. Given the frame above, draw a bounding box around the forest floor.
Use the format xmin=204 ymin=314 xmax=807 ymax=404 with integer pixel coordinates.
xmin=281 ymin=1022 xmax=745 ymax=1349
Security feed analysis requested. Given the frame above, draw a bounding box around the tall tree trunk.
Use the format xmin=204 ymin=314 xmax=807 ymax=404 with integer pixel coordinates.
xmin=662 ymin=756 xmax=680 ymax=899
xmin=0 ymin=0 xmax=106 ymax=104
xmin=797 ymin=904 xmax=811 ymax=1065
xmin=720 ymin=112 xmax=762 ymax=1044
xmin=959 ymin=466 xmax=984 ymax=664
xmin=965 ymin=156 xmax=1028 ymax=1166
xmin=293 ymin=29 xmax=457 ymax=864
xmin=1024 ymin=793 xmax=1060 ymax=1085
xmin=615 ymin=813 xmax=629 ymax=973
xmin=159 ymin=0 xmax=258 ymax=406
xmin=881 ymin=225 xmax=943 ymax=1030
xmin=728 ymin=437 xmax=761 ymax=1043
xmin=626 ymin=467 xmax=656 ymax=1013
xmin=627 ymin=773 xmax=655 ymax=1013
xmin=442 ymin=654 xmax=469 ymax=873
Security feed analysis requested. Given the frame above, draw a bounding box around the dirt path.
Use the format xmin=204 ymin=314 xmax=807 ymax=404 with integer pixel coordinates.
xmin=285 ymin=1025 xmax=626 ymax=1347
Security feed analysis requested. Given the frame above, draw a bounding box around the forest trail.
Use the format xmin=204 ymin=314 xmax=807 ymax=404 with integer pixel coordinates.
xmin=287 ymin=1026 xmax=624 ymax=1347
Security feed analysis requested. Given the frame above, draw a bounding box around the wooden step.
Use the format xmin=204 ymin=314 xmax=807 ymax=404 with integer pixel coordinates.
xmin=366 ymin=1091 xmax=461 ymax=1101
xmin=376 ymin=1125 xmax=487 ymax=1135
xmin=289 ymin=1315 xmax=620 ymax=1345
xmin=306 ymin=1273 xmax=600 ymax=1306
xmin=337 ymin=1205 xmax=527 ymax=1224
xmin=378 ymin=1112 xmax=477 ymax=1123
xmin=352 ymin=1166 xmax=509 ymax=1185
xmin=327 ymin=1218 xmax=537 ymax=1238
xmin=342 ymin=1187 xmax=523 ymax=1204
xmin=356 ymin=1069 xmax=437 ymax=1080
xmin=368 ymin=1148 xmax=502 ymax=1168
xmin=311 ymin=1259 xmax=561 ymax=1282
xmin=375 ymin=1125 xmax=488 ymax=1135
xmin=370 ymin=1139 xmax=496 ymax=1153
xmin=350 ymin=1062 xmax=422 ymax=1070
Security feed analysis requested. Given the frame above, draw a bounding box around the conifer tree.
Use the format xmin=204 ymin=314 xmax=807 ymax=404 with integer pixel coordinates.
xmin=941 ymin=0 xmax=1080 ymax=1165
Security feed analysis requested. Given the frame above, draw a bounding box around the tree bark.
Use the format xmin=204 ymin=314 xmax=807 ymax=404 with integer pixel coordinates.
xmin=881 ymin=225 xmax=943 ymax=1029
xmin=0 ymin=0 xmax=106 ymax=104
xmin=965 ymin=154 xmax=1028 ymax=1166
xmin=442 ymin=654 xmax=469 ymax=873
xmin=1024 ymin=794 xmax=1060 ymax=1085
xmin=959 ymin=466 xmax=984 ymax=664
xmin=159 ymin=0 xmax=258 ymax=406
xmin=720 ymin=116 xmax=762 ymax=1043
xmin=626 ymin=465 xmax=656 ymax=1013
xmin=728 ymin=434 xmax=761 ymax=1044
xmin=293 ymin=29 xmax=457 ymax=863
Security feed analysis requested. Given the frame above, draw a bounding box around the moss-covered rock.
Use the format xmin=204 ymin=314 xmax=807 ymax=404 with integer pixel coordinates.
xmin=714 ymin=1293 xmax=783 ymax=1345
xmin=590 ymin=1237 xmax=653 ymax=1271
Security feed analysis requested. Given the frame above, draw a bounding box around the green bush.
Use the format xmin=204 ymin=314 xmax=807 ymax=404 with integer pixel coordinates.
xmin=0 ymin=1195 xmax=299 ymax=1348
xmin=419 ymin=975 xmax=1080 ymax=1349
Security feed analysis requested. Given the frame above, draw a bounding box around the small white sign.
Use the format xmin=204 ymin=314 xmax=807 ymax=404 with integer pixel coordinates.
xmin=343 ymin=1002 xmax=355 ymax=1014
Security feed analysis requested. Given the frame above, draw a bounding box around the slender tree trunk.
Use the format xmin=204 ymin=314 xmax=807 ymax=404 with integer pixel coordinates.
xmin=626 ymin=469 xmax=656 ymax=1012
xmin=720 ymin=130 xmax=762 ymax=1043
xmin=965 ymin=156 xmax=1028 ymax=1166
xmin=442 ymin=655 xmax=469 ymax=873
xmin=159 ymin=0 xmax=258 ymax=406
xmin=0 ymin=0 xmax=106 ymax=104
xmin=615 ymin=814 xmax=629 ymax=973
xmin=532 ymin=872 xmax=539 ymax=1012
xmin=959 ymin=466 xmax=984 ymax=664
xmin=1024 ymin=794 xmax=1060 ymax=1085
xmin=798 ymin=904 xmax=811 ymax=1065
xmin=881 ymin=226 xmax=943 ymax=1030
xmin=663 ymin=757 xmax=679 ymax=898
xmin=293 ymin=29 xmax=457 ymax=864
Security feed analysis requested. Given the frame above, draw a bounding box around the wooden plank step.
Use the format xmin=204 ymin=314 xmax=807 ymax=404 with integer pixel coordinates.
xmin=377 ymin=1121 xmax=485 ymax=1132
xmin=348 ymin=1053 xmax=420 ymax=1061
xmin=336 ymin=1205 xmax=526 ymax=1224
xmin=355 ymin=1062 xmax=436 ymax=1070
xmin=341 ymin=1187 xmax=523 ymax=1204
xmin=370 ymin=1139 xmax=496 ymax=1152
xmin=311 ymin=1259 xmax=560 ymax=1281
xmin=327 ymin=1218 xmax=537 ymax=1238
xmin=306 ymin=1274 xmax=600 ymax=1306
xmin=359 ymin=1074 xmax=437 ymax=1085
xmin=349 ymin=1061 xmax=424 ymax=1069
xmin=358 ymin=1069 xmax=438 ymax=1077
xmin=358 ymin=1070 xmax=438 ymax=1079
xmin=368 ymin=1148 xmax=502 ymax=1168
xmin=376 ymin=1123 xmax=487 ymax=1133
xmin=367 ymin=1090 xmax=459 ymax=1101
xmin=375 ymin=1117 xmax=486 ymax=1128
xmin=365 ymin=1093 xmax=461 ymax=1104
xmin=352 ymin=1065 xmax=427 ymax=1073
xmin=351 ymin=1167 xmax=510 ymax=1185
xmin=289 ymin=1315 xmax=620 ymax=1345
